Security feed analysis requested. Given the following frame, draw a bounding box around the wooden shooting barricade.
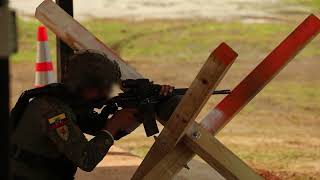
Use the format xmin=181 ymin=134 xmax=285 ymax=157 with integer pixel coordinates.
xmin=36 ymin=1 xmax=320 ymax=179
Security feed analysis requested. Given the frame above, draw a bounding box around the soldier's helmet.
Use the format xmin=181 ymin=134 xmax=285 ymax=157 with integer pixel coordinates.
xmin=64 ymin=50 xmax=121 ymax=93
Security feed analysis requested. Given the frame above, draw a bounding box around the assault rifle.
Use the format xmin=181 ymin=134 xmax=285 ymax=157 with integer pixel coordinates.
xmin=99 ymin=79 xmax=230 ymax=137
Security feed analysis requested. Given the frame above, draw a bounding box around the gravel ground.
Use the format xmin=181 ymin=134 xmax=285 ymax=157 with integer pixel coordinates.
xmin=10 ymin=0 xmax=311 ymax=22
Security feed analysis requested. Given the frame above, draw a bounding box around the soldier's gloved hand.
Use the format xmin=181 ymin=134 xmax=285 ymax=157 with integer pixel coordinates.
xmin=159 ymin=85 xmax=174 ymax=96
xmin=103 ymin=108 xmax=140 ymax=140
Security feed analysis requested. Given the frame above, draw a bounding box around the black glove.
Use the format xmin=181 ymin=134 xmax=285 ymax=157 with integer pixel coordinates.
xmin=100 ymin=103 xmax=118 ymax=119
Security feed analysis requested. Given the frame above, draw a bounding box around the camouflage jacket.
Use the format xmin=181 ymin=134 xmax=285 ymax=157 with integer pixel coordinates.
xmin=11 ymin=95 xmax=114 ymax=180
xmin=10 ymin=85 xmax=181 ymax=180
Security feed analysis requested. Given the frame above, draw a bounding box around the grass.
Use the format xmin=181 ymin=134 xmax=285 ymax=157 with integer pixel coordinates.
xmin=12 ymin=17 xmax=320 ymax=179
xmin=14 ymin=18 xmax=320 ymax=63
xmin=12 ymin=19 xmax=57 ymax=62
xmin=285 ymin=0 xmax=320 ymax=10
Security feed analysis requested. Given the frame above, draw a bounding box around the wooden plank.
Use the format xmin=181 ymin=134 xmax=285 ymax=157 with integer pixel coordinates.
xmin=143 ymin=14 xmax=320 ymax=179
xmin=161 ymin=43 xmax=238 ymax=146
xmin=0 ymin=58 xmax=10 ymax=180
xmin=0 ymin=2 xmax=11 ymax=179
xmin=56 ymin=0 xmax=74 ymax=82
xmin=143 ymin=121 xmax=261 ymax=180
xmin=142 ymin=140 xmax=195 ymax=180
xmin=200 ymin=14 xmax=320 ymax=134
xmin=183 ymin=123 xmax=262 ymax=180
xmin=132 ymin=43 xmax=238 ymax=180
xmin=35 ymin=0 xmax=142 ymax=79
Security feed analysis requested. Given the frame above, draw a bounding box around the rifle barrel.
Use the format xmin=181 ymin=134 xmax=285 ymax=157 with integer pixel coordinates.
xmin=173 ymin=88 xmax=231 ymax=95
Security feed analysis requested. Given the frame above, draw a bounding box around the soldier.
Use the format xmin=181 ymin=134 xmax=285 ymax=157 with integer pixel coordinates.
xmin=10 ymin=50 xmax=180 ymax=180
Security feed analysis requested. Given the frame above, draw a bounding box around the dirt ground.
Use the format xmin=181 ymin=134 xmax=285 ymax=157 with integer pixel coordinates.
xmin=75 ymin=146 xmax=226 ymax=180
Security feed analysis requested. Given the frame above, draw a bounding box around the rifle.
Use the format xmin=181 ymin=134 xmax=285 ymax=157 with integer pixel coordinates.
xmin=99 ymin=79 xmax=230 ymax=137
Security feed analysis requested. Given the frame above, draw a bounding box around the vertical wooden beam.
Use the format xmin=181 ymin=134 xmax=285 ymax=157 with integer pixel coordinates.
xmin=0 ymin=1 xmax=10 ymax=179
xmin=0 ymin=57 xmax=10 ymax=180
xmin=145 ymin=14 xmax=320 ymax=179
xmin=56 ymin=0 xmax=73 ymax=82
xmin=35 ymin=0 xmax=142 ymax=79
xmin=132 ymin=43 xmax=237 ymax=179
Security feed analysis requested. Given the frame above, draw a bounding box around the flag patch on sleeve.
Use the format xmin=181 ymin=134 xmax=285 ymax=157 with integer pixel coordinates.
xmin=48 ymin=113 xmax=67 ymax=129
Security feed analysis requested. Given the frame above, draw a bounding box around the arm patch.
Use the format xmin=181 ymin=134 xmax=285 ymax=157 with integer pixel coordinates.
xmin=48 ymin=113 xmax=69 ymax=141
xmin=48 ymin=113 xmax=67 ymax=129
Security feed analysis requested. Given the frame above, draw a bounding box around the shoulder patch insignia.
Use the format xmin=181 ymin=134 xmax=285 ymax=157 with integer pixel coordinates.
xmin=48 ymin=113 xmax=67 ymax=129
xmin=48 ymin=113 xmax=69 ymax=141
xmin=57 ymin=125 xmax=69 ymax=141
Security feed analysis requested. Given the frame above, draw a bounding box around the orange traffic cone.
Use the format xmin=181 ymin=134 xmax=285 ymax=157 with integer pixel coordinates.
xmin=35 ymin=25 xmax=55 ymax=87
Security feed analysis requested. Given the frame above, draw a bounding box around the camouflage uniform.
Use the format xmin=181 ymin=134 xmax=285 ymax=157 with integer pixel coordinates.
xmin=11 ymin=95 xmax=114 ymax=180
xmin=10 ymin=50 xmax=181 ymax=180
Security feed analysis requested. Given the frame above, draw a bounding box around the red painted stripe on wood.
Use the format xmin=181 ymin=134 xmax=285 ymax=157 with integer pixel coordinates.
xmin=35 ymin=62 xmax=53 ymax=71
xmin=212 ymin=43 xmax=238 ymax=66
xmin=214 ymin=14 xmax=320 ymax=132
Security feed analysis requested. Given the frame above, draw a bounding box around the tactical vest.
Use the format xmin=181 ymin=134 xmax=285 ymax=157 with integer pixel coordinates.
xmin=11 ymin=83 xmax=70 ymax=130
xmin=10 ymin=83 xmax=77 ymax=180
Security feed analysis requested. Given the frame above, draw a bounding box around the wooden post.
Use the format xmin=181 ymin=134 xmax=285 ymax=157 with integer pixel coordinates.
xmin=143 ymin=14 xmax=320 ymax=180
xmin=0 ymin=57 xmax=10 ymax=180
xmin=132 ymin=43 xmax=237 ymax=179
xmin=35 ymin=0 xmax=142 ymax=79
xmin=184 ymin=124 xmax=263 ymax=180
xmin=0 ymin=1 xmax=10 ymax=179
xmin=55 ymin=0 xmax=73 ymax=82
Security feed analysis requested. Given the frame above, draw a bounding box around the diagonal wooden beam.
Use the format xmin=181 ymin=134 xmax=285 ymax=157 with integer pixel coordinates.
xmin=201 ymin=14 xmax=320 ymax=135
xmin=144 ymin=121 xmax=262 ymax=180
xmin=132 ymin=43 xmax=238 ymax=180
xmin=144 ymin=14 xmax=320 ymax=179
xmin=160 ymin=43 xmax=238 ymax=146
xmin=184 ymin=123 xmax=263 ymax=180
xmin=35 ymin=0 xmax=142 ymax=79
